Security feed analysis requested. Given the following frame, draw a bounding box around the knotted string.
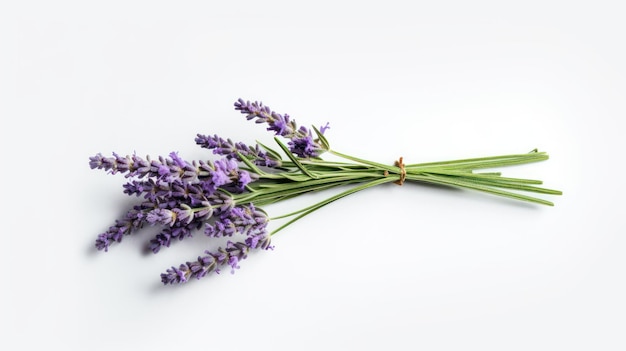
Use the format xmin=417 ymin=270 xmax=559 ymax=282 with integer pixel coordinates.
xmin=394 ymin=157 xmax=406 ymax=185
xmin=384 ymin=157 xmax=406 ymax=185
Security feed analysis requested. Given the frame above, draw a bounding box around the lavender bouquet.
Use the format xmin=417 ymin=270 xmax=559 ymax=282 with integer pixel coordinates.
xmin=89 ymin=99 xmax=562 ymax=285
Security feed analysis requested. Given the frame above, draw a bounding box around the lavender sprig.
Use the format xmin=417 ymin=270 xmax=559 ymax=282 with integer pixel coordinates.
xmin=195 ymin=134 xmax=280 ymax=167
xmin=93 ymin=155 xmax=249 ymax=253
xmin=234 ymin=98 xmax=327 ymax=158
xmin=90 ymin=98 xmax=561 ymax=285
xmin=161 ymin=234 xmax=272 ymax=284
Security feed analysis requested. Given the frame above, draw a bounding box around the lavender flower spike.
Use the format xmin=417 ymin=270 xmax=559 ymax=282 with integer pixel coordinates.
xmin=160 ymin=234 xmax=272 ymax=284
xmin=204 ymin=204 xmax=268 ymax=238
xmin=234 ymin=98 xmax=326 ymax=158
xmin=288 ymin=128 xmax=319 ymax=158
xmin=89 ymin=152 xmax=198 ymax=185
xmin=95 ymin=205 xmax=150 ymax=251
xmin=194 ymin=134 xmax=280 ymax=168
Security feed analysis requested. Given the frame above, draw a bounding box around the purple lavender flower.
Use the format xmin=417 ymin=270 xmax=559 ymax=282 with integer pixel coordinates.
xmin=234 ymin=98 xmax=326 ymax=158
xmin=148 ymin=222 xmax=201 ymax=254
xmin=288 ymin=131 xmax=318 ymax=158
xmin=268 ymin=114 xmax=290 ymax=136
xmin=161 ymin=266 xmax=188 ymax=284
xmin=204 ymin=204 xmax=267 ymax=238
xmin=236 ymin=170 xmax=252 ymax=191
xmin=122 ymin=180 xmax=150 ymax=197
xmin=91 ymin=100 xmax=289 ymax=283
xmin=89 ymin=152 xmax=198 ymax=184
xmin=92 ymin=150 xmax=254 ymax=252
xmin=172 ymin=205 xmax=194 ymax=225
xmin=160 ymin=234 xmax=272 ymax=284
xmin=141 ymin=189 xmax=240 ymax=254
xmin=209 ymin=191 xmax=235 ymax=213
xmin=89 ymin=152 xmax=129 ymax=174
xmin=234 ymin=99 xmax=296 ymax=137
xmin=245 ymin=232 xmax=273 ymax=250
xmin=170 ymin=182 xmax=205 ymax=206
xmin=319 ymin=122 xmax=330 ymax=134
xmin=93 ymin=152 xmax=251 ymax=203
xmin=144 ymin=196 xmax=225 ymax=253
xmin=213 ymin=158 xmax=239 ymax=185
xmin=195 ymin=134 xmax=280 ymax=167
xmin=204 ymin=217 xmax=236 ymax=237
xmin=207 ymin=158 xmax=254 ymax=194
xmin=210 ymin=169 xmax=230 ymax=188
xmin=123 ymin=178 xmax=177 ymax=205
xmin=193 ymin=201 xmax=214 ymax=221
xmin=95 ymin=204 xmax=152 ymax=251
xmin=146 ymin=208 xmax=177 ymax=226
xmin=169 ymin=151 xmax=186 ymax=168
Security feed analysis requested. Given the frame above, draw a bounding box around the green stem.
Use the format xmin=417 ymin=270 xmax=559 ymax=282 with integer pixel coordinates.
xmin=329 ymin=150 xmax=398 ymax=172
xmin=406 ymin=152 xmax=548 ymax=170
xmin=225 ymin=148 xmax=560 ymax=237
xmin=406 ymin=173 xmax=557 ymax=206
xmin=270 ymin=177 xmax=396 ymax=235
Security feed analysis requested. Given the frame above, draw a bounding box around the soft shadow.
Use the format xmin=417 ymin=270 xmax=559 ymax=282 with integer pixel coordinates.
xmin=84 ymin=242 xmax=100 ymax=258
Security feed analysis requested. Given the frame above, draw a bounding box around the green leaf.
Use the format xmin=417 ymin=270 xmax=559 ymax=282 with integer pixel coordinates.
xmin=312 ymin=125 xmax=330 ymax=150
xmin=274 ymin=137 xmax=319 ymax=179
xmin=235 ymin=151 xmax=264 ymax=175
xmin=256 ymin=140 xmax=283 ymax=162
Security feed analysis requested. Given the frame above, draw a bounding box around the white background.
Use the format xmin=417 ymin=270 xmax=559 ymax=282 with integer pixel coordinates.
xmin=2 ymin=1 xmax=625 ymax=350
